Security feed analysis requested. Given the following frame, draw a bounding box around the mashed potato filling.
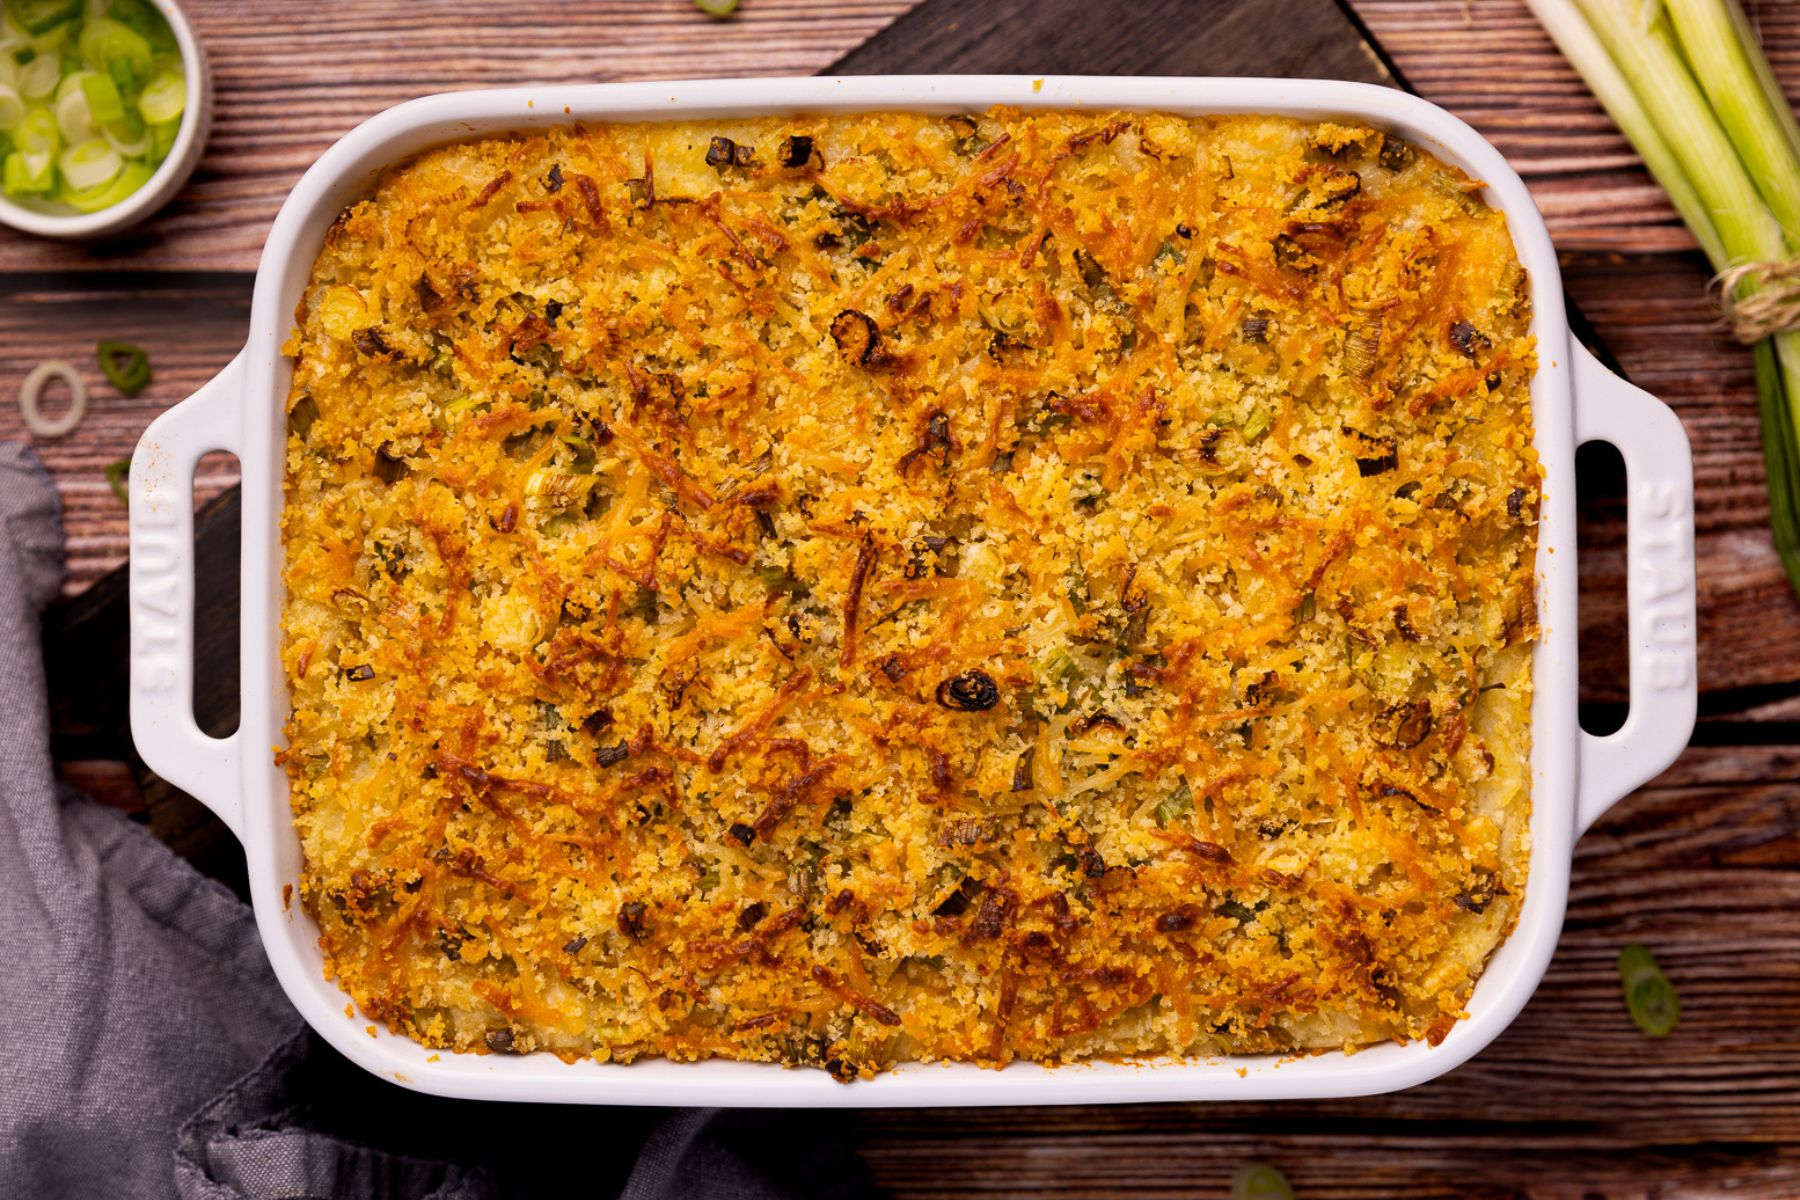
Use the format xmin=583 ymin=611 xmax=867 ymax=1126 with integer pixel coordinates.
xmin=279 ymin=109 xmax=1538 ymax=1077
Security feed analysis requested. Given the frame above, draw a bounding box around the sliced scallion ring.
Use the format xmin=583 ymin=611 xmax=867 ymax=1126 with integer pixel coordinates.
xmin=692 ymin=0 xmax=739 ymax=15
xmin=54 ymin=76 xmax=99 ymax=143
xmin=52 ymin=65 xmax=89 ymax=105
xmin=18 ymin=50 xmax=61 ymax=99
xmin=0 ymin=83 xmax=24 ymax=131
xmin=76 ymin=16 xmax=149 ymax=89
xmin=136 ymin=66 xmax=182 ymax=124
xmin=145 ymin=115 xmax=176 ymax=163
xmin=1618 ymin=943 xmax=1680 ymax=1037
xmin=1232 ymin=1163 xmax=1295 ymax=1200
xmin=18 ymin=359 xmax=88 ymax=438
xmin=15 ymin=102 xmax=57 ymax=159
xmin=105 ymin=456 xmax=129 ymax=505
xmin=2 ymin=149 xmax=53 ymax=193
xmin=101 ymin=113 xmax=145 ymax=157
xmin=96 ymin=339 xmax=150 ymax=394
xmin=77 ymin=68 xmax=122 ymax=124
xmin=0 ymin=51 xmax=18 ymax=92
xmin=60 ymin=156 xmax=144 ymax=210
xmin=57 ymin=136 xmax=119 ymax=189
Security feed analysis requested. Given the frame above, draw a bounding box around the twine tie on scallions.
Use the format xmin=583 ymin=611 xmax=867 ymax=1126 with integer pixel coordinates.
xmin=1714 ymin=261 xmax=1800 ymax=344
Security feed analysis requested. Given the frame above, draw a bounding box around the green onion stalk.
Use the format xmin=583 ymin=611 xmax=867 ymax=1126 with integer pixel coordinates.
xmin=1525 ymin=0 xmax=1800 ymax=594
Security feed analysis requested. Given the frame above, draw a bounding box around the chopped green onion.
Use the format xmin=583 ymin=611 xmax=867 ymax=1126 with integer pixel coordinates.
xmin=0 ymin=84 xmax=23 ymax=131
xmin=2 ymin=147 xmax=51 ymax=192
xmin=692 ymin=0 xmax=738 ymax=15
xmin=1232 ymin=1162 xmax=1295 ymax=1200
xmin=77 ymin=17 xmax=148 ymax=90
xmin=1619 ymin=943 xmax=1680 ymax=1038
xmin=135 ymin=64 xmax=180 ymax=123
xmin=59 ymin=155 xmax=142 ymax=209
xmin=77 ymin=68 xmax=122 ymax=124
xmin=17 ymin=49 xmax=58 ymax=98
xmin=13 ymin=100 xmax=56 ymax=166
xmin=53 ymin=71 xmax=96 ymax=142
xmin=1215 ymin=898 xmax=1257 ymax=923
xmin=99 ymin=106 xmax=144 ymax=156
xmin=6 ymin=0 xmax=81 ymax=36
xmin=1154 ymin=780 xmax=1194 ymax=828
xmin=104 ymin=455 xmax=128 ymax=505
xmin=106 ymin=0 xmax=173 ymax=51
xmin=96 ymin=338 xmax=149 ymax=394
xmin=57 ymin=134 xmax=116 ymax=189
xmin=1041 ymin=646 xmax=1080 ymax=689
xmin=144 ymin=113 xmax=174 ymax=162
xmin=758 ymin=564 xmax=806 ymax=594
xmin=0 ymin=55 xmax=17 ymax=94
xmin=1241 ymin=403 xmax=1272 ymax=441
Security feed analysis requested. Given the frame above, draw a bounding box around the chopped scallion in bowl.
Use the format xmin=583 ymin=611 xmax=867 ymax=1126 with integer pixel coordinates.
xmin=0 ymin=0 xmax=207 ymax=236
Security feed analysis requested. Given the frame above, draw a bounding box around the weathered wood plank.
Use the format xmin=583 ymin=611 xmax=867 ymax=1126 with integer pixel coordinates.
xmin=0 ymin=0 xmax=914 ymax=274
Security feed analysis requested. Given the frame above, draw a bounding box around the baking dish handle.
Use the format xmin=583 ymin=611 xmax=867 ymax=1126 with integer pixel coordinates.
xmin=1570 ymin=343 xmax=1697 ymax=834
xmin=128 ymin=350 xmax=247 ymax=839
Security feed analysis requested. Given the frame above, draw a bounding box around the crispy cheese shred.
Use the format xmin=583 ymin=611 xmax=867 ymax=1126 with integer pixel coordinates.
xmin=280 ymin=109 xmax=1540 ymax=1077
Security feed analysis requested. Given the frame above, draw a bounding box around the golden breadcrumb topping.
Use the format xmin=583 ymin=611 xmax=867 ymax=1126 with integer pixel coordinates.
xmin=279 ymin=108 xmax=1539 ymax=1077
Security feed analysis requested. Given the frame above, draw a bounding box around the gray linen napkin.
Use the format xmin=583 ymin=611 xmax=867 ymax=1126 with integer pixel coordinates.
xmin=0 ymin=444 xmax=874 ymax=1200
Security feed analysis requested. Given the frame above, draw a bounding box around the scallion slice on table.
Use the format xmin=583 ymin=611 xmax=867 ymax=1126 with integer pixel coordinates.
xmin=692 ymin=0 xmax=739 ymax=16
xmin=1232 ymin=1163 xmax=1296 ymax=1200
xmin=0 ymin=0 xmax=185 ymax=210
xmin=1618 ymin=943 xmax=1680 ymax=1037
xmin=1524 ymin=0 xmax=1800 ymax=597
xmin=96 ymin=339 xmax=150 ymax=395
xmin=104 ymin=456 xmax=129 ymax=506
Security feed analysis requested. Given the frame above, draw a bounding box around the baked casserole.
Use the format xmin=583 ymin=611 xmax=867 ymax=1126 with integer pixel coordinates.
xmin=279 ymin=107 xmax=1540 ymax=1077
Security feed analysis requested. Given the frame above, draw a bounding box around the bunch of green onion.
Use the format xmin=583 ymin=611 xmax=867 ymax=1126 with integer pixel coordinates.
xmin=1525 ymin=0 xmax=1800 ymax=596
xmin=0 ymin=0 xmax=186 ymax=212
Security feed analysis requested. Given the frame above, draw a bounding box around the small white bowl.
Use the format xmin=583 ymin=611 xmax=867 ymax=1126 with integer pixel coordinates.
xmin=0 ymin=0 xmax=212 ymax=240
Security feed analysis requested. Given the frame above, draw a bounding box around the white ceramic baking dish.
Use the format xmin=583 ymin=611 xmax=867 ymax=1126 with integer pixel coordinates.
xmin=127 ymin=75 xmax=1698 ymax=1107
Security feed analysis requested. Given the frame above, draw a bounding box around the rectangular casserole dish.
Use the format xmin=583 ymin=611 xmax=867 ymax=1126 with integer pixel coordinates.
xmin=127 ymin=75 xmax=1698 ymax=1107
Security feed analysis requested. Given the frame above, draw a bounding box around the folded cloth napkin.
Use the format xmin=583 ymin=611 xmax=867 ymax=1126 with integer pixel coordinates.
xmin=0 ymin=444 xmax=875 ymax=1200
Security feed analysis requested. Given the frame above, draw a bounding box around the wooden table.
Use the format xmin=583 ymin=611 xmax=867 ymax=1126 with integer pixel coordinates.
xmin=9 ymin=1 xmax=1799 ymax=1195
